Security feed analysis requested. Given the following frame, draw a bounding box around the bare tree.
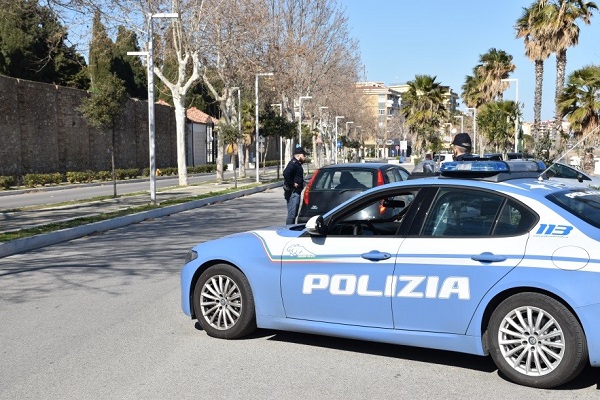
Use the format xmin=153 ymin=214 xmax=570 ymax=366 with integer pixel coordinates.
xmin=267 ymin=0 xmax=362 ymax=164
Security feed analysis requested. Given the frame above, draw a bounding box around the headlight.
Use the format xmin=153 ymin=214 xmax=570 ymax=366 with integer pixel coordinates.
xmin=184 ymin=250 xmax=198 ymax=265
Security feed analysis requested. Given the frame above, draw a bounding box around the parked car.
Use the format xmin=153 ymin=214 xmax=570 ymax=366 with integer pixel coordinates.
xmin=433 ymin=153 xmax=453 ymax=165
xmin=181 ymin=159 xmax=600 ymax=389
xmin=410 ymin=159 xmax=439 ymax=178
xmin=483 ymin=152 xmax=534 ymax=160
xmin=296 ymin=163 xmax=410 ymax=223
xmin=543 ymin=161 xmax=600 ymax=188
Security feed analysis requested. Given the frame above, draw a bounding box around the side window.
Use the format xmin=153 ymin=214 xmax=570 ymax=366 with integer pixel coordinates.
xmin=386 ymin=169 xmax=400 ymax=183
xmin=313 ymin=170 xmax=335 ymax=190
xmin=326 ymin=191 xmax=417 ymax=236
xmin=386 ymin=168 xmax=409 ymax=183
xmin=421 ymin=188 xmax=504 ymax=237
xmin=493 ymin=200 xmax=537 ymax=235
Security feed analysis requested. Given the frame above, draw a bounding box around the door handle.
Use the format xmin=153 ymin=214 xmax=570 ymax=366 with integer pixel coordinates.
xmin=471 ymin=252 xmax=507 ymax=263
xmin=361 ymin=251 xmax=392 ymax=261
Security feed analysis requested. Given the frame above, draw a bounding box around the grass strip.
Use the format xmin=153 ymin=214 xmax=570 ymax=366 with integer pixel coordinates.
xmin=0 ymin=183 xmax=265 ymax=242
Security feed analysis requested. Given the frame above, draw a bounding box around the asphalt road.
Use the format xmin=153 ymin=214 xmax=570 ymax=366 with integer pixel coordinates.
xmin=0 ymin=189 xmax=598 ymax=399
xmin=0 ymin=168 xmax=282 ymax=210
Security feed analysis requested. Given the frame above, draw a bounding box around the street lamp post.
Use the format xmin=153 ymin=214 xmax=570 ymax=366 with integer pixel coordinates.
xmin=319 ymin=106 xmax=328 ymax=168
xmin=231 ymin=87 xmax=241 ymax=188
xmin=454 ymin=115 xmax=464 ymax=132
xmin=255 ymin=72 xmax=274 ymax=183
xmin=465 ymin=107 xmax=477 ymax=154
xmin=127 ymin=12 xmax=179 ymax=204
xmin=501 ymin=78 xmax=519 ymax=152
xmin=334 ymin=116 xmax=344 ymax=164
xmin=344 ymin=122 xmax=353 ymax=162
xmin=271 ymin=103 xmax=283 ymax=176
xmin=298 ymin=96 xmax=312 ymax=147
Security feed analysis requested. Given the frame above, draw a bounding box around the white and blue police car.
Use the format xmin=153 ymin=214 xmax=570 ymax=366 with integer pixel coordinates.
xmin=181 ymin=160 xmax=600 ymax=389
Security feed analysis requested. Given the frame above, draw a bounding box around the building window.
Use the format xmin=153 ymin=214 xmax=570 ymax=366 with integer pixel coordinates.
xmin=378 ymin=109 xmax=385 ymax=115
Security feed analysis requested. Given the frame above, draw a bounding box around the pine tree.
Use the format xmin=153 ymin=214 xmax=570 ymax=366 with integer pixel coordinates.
xmin=88 ymin=10 xmax=114 ymax=90
xmin=0 ymin=0 xmax=89 ymax=88
xmin=113 ymin=26 xmax=147 ymax=99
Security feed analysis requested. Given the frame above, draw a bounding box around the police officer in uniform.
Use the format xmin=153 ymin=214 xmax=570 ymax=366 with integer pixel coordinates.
xmin=283 ymin=146 xmax=307 ymax=224
xmin=451 ymin=133 xmax=473 ymax=161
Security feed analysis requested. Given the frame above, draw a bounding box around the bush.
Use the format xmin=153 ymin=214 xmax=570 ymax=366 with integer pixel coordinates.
xmin=97 ymin=170 xmax=112 ymax=181
xmin=23 ymin=173 xmax=64 ymax=187
xmin=0 ymin=175 xmax=16 ymax=190
xmin=66 ymin=170 xmax=95 ymax=183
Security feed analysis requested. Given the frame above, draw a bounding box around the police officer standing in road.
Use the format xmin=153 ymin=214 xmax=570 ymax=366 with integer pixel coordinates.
xmin=283 ymin=146 xmax=307 ymax=224
xmin=451 ymin=133 xmax=473 ymax=161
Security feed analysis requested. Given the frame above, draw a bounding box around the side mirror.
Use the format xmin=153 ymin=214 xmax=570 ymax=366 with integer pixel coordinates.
xmin=577 ymin=173 xmax=584 ymax=183
xmin=306 ymin=215 xmax=326 ymax=236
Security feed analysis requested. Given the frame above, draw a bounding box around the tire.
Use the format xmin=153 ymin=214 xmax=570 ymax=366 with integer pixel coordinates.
xmin=193 ymin=264 xmax=256 ymax=339
xmin=487 ymin=292 xmax=588 ymax=388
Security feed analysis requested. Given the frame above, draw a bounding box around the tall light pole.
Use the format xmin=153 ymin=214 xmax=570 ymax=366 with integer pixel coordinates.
xmin=127 ymin=12 xmax=179 ymax=204
xmin=343 ymin=122 xmax=353 ymax=162
xmin=231 ymin=87 xmax=241 ymax=187
xmin=255 ymin=72 xmax=273 ymax=183
xmin=454 ymin=115 xmax=464 ymax=132
xmin=345 ymin=121 xmax=354 ymax=133
xmin=271 ymin=103 xmax=283 ymax=175
xmin=318 ymin=106 xmax=328 ymax=168
xmin=465 ymin=107 xmax=477 ymax=154
xmin=501 ymin=78 xmax=519 ymax=152
xmin=298 ymin=95 xmax=312 ymax=147
xmin=334 ymin=116 xmax=344 ymax=164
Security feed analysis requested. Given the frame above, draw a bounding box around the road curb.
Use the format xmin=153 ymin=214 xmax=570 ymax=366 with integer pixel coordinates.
xmin=0 ymin=182 xmax=281 ymax=258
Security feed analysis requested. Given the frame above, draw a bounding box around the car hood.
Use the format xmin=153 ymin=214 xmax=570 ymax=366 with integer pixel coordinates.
xmin=190 ymin=225 xmax=306 ymax=264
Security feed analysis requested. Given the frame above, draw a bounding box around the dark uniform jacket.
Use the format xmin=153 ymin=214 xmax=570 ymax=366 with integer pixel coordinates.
xmin=283 ymin=158 xmax=304 ymax=195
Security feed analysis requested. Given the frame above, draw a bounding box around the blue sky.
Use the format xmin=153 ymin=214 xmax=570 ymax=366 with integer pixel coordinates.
xmin=343 ymin=0 xmax=600 ymax=122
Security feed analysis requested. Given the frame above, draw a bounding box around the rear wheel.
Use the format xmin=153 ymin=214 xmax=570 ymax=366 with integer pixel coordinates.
xmin=487 ymin=293 xmax=588 ymax=388
xmin=193 ymin=264 xmax=256 ymax=339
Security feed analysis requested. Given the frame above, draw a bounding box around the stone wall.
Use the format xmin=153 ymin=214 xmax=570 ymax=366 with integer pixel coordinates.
xmin=0 ymin=75 xmax=178 ymax=176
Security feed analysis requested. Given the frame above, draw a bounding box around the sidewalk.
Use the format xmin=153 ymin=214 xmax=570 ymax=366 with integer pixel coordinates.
xmin=0 ymin=171 xmax=282 ymax=258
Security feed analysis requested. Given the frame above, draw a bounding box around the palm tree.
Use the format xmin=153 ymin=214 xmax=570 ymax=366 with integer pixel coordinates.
xmin=476 ymin=48 xmax=516 ymax=102
xmin=461 ymin=68 xmax=487 ymax=108
xmin=541 ymin=0 xmax=598 ymax=148
xmin=477 ymin=100 xmax=520 ymax=155
xmin=558 ymin=65 xmax=600 ymax=147
xmin=401 ymin=75 xmax=448 ymax=155
xmin=515 ymin=3 xmax=553 ymax=140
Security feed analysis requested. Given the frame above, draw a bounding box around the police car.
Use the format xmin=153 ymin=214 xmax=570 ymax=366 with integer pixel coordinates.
xmin=181 ymin=160 xmax=600 ymax=389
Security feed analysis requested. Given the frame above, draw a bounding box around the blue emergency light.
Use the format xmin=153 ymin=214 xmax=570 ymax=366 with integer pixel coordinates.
xmin=440 ymin=160 xmax=546 ymax=181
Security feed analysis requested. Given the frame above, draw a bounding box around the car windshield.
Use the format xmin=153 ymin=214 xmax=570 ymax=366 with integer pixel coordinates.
xmin=546 ymin=189 xmax=600 ymax=229
xmin=548 ymin=163 xmax=590 ymax=180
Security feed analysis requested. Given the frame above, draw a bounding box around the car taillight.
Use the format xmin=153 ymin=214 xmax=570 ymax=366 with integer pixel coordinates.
xmin=377 ymin=170 xmax=386 ymax=214
xmin=303 ymin=170 xmax=319 ymax=205
xmin=377 ymin=170 xmax=385 ymax=186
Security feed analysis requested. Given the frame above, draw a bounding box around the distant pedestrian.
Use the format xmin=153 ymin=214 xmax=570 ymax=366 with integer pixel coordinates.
xmin=451 ymin=133 xmax=473 ymax=161
xmin=283 ymin=146 xmax=307 ymax=224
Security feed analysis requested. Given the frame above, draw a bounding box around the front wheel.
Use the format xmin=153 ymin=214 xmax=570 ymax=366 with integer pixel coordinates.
xmin=487 ymin=292 xmax=588 ymax=388
xmin=193 ymin=264 xmax=256 ymax=339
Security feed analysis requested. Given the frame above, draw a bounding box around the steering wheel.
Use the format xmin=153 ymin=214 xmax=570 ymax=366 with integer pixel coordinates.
xmin=352 ymin=221 xmax=378 ymax=236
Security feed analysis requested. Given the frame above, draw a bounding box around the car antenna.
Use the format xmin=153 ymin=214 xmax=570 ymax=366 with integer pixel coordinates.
xmin=537 ymin=125 xmax=600 ymax=181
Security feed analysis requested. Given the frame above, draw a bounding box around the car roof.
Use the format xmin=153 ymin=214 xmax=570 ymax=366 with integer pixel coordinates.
xmin=377 ymin=175 xmax=569 ymax=199
xmin=317 ymin=163 xmax=405 ymax=171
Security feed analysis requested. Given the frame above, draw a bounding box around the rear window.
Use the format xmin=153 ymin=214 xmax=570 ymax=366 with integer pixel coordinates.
xmin=312 ymin=169 xmax=375 ymax=190
xmin=546 ymin=189 xmax=600 ymax=229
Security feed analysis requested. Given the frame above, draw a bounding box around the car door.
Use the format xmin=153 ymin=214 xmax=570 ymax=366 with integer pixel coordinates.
xmin=280 ymin=188 xmax=418 ymax=328
xmin=391 ymin=186 xmax=536 ymax=334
